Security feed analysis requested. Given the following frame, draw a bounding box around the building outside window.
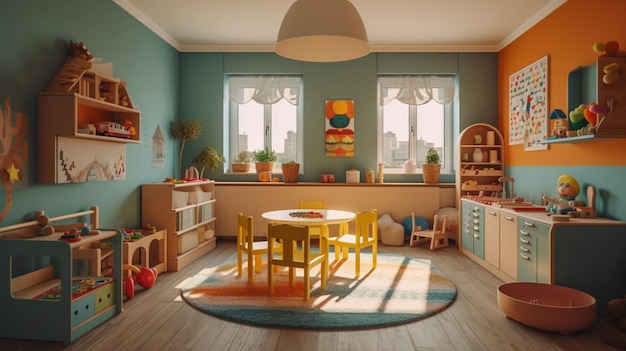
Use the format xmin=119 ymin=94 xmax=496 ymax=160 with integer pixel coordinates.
xmin=377 ymin=75 xmax=456 ymax=174
xmin=227 ymin=75 xmax=303 ymax=173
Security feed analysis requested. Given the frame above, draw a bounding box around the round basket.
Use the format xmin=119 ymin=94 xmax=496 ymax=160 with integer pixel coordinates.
xmin=422 ymin=163 xmax=441 ymax=184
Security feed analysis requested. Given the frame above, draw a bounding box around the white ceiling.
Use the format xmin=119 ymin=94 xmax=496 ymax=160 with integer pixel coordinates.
xmin=113 ymin=0 xmax=566 ymax=53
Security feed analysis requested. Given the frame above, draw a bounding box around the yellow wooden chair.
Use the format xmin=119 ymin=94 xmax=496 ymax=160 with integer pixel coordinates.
xmin=237 ymin=213 xmax=280 ymax=283
xmin=409 ymin=213 xmax=449 ymax=251
xmin=299 ymin=199 xmax=327 ymax=236
xmin=328 ymin=209 xmax=377 ymax=278
xmin=267 ymin=223 xmax=327 ymax=301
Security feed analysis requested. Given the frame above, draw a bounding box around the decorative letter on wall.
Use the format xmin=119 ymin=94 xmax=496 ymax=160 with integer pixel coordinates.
xmin=325 ymin=99 xmax=354 ymax=157
xmin=508 ymin=56 xmax=549 ymax=151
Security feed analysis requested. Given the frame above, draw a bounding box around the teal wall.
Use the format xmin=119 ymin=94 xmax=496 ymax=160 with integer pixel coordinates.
xmin=1 ymin=0 xmax=178 ymax=226
xmin=0 ymin=1 xmax=504 ymax=227
xmin=179 ymin=52 xmax=498 ymax=183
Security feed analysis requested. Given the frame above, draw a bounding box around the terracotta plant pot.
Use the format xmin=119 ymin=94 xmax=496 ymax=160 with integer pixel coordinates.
xmin=281 ymin=163 xmax=300 ymax=183
xmin=231 ymin=163 xmax=250 ymax=172
xmin=255 ymin=162 xmax=274 ymax=173
xmin=422 ymin=163 xmax=441 ymax=184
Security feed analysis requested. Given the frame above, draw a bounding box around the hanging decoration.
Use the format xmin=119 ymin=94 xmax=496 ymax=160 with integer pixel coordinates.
xmin=325 ymin=99 xmax=354 ymax=157
xmin=0 ymin=97 xmax=28 ymax=221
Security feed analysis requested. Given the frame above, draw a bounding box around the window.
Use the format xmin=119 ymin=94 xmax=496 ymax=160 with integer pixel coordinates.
xmin=377 ymin=75 xmax=456 ymax=174
xmin=227 ymin=75 xmax=303 ymax=173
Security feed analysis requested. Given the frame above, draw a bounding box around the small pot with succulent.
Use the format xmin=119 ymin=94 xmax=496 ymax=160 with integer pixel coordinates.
xmin=231 ymin=150 xmax=252 ymax=173
xmin=192 ymin=146 xmax=225 ymax=179
xmin=253 ymin=148 xmax=277 ymax=173
xmin=422 ymin=147 xmax=441 ymax=184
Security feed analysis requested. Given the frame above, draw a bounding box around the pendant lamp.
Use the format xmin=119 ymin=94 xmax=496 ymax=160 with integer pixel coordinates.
xmin=275 ymin=0 xmax=370 ymax=62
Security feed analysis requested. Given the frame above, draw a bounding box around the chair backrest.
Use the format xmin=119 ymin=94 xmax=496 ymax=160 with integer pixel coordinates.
xmin=433 ymin=214 xmax=447 ymax=234
xmin=237 ymin=213 xmax=254 ymax=248
xmin=268 ymin=223 xmax=311 ymax=269
xmin=355 ymin=209 xmax=378 ymax=243
xmin=299 ymin=200 xmax=327 ymax=209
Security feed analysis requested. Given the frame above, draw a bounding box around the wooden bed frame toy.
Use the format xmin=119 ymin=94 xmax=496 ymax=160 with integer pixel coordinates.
xmin=0 ymin=206 xmax=123 ymax=345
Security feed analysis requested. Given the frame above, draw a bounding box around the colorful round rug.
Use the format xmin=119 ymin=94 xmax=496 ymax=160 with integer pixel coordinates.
xmin=180 ymin=252 xmax=457 ymax=329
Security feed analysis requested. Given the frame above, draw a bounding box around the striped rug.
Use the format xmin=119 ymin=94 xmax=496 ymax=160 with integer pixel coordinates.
xmin=181 ymin=252 xmax=457 ymax=329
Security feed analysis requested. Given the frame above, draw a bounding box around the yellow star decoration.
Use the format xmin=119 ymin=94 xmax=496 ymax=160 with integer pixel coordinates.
xmin=6 ymin=163 xmax=20 ymax=182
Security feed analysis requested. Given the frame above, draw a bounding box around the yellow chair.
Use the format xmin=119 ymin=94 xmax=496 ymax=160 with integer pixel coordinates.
xmin=329 ymin=209 xmax=378 ymax=278
xmin=299 ymin=200 xmax=327 ymax=236
xmin=267 ymin=223 xmax=327 ymax=301
xmin=237 ymin=213 xmax=279 ymax=283
xmin=409 ymin=213 xmax=449 ymax=251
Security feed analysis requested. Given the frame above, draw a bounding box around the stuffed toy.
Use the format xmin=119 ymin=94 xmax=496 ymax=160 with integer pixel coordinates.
xmin=542 ymin=174 xmax=583 ymax=215
xmin=602 ymin=294 xmax=626 ymax=349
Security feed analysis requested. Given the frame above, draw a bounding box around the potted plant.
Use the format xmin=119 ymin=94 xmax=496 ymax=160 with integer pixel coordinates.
xmin=281 ymin=160 xmax=300 ymax=183
xmin=422 ymin=147 xmax=441 ymax=184
xmin=231 ymin=151 xmax=252 ymax=172
xmin=192 ymin=146 xmax=225 ymax=179
xmin=171 ymin=118 xmax=203 ymax=179
xmin=253 ymin=147 xmax=277 ymax=173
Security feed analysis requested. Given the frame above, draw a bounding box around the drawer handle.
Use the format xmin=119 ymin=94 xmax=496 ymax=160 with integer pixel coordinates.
xmin=504 ymin=216 xmax=514 ymax=221
xmin=473 ymin=234 xmax=480 ymax=239
xmin=473 ymin=226 xmax=479 ymax=231
xmin=520 ymin=246 xmax=530 ymax=253
xmin=520 ymin=253 xmax=530 ymax=260
xmin=488 ymin=211 xmax=497 ymax=216
xmin=524 ymin=221 xmax=536 ymax=228
xmin=519 ymin=230 xmax=530 ymax=236
xmin=520 ymin=238 xmax=530 ymax=244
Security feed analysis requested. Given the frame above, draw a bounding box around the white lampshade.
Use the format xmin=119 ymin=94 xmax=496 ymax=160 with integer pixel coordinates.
xmin=275 ymin=0 xmax=370 ymax=62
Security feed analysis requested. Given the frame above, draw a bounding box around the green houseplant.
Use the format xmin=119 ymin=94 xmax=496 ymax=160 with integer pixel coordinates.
xmin=253 ymin=148 xmax=277 ymax=173
xmin=192 ymin=146 xmax=225 ymax=179
xmin=231 ymin=150 xmax=252 ymax=172
xmin=422 ymin=147 xmax=441 ymax=184
xmin=171 ymin=118 xmax=203 ymax=179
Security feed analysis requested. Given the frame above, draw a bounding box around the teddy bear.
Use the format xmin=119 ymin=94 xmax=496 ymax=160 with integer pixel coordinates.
xmin=602 ymin=295 xmax=626 ymax=349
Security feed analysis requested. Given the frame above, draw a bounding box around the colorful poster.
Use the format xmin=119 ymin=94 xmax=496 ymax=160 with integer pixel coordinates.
xmin=508 ymin=56 xmax=549 ymax=151
xmin=325 ymin=100 xmax=355 ymax=157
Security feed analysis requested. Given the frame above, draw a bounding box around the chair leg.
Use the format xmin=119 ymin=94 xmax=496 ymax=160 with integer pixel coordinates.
xmin=254 ymin=253 xmax=263 ymax=273
xmin=304 ymin=270 xmax=310 ymax=301
xmin=247 ymin=252 xmax=254 ymax=283
xmin=355 ymin=250 xmax=360 ymax=278
xmin=237 ymin=247 xmax=243 ymax=276
xmin=268 ymin=261 xmax=274 ymax=296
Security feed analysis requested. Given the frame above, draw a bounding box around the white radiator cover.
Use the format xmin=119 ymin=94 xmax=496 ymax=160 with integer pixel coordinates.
xmin=215 ymin=183 xmax=456 ymax=238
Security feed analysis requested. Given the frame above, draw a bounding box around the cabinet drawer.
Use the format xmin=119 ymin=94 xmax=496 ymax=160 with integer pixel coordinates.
xmin=94 ymin=282 xmax=116 ymax=314
xmin=72 ymin=294 xmax=95 ymax=326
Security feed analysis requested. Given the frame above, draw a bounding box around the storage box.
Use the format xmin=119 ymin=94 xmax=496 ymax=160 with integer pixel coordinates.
xmin=198 ymin=202 xmax=213 ymax=223
xmin=177 ymin=231 xmax=198 ymax=254
xmin=176 ymin=208 xmax=195 ymax=231
xmin=172 ymin=190 xmax=188 ymax=209
xmin=188 ymin=191 xmax=212 ymax=204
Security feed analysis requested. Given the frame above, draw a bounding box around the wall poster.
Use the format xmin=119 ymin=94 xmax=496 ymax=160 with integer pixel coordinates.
xmin=325 ymin=100 xmax=355 ymax=157
xmin=508 ymin=55 xmax=549 ymax=151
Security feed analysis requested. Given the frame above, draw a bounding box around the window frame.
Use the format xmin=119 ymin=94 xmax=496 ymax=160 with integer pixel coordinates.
xmin=377 ymin=75 xmax=455 ymax=175
xmin=226 ymin=75 xmax=304 ymax=174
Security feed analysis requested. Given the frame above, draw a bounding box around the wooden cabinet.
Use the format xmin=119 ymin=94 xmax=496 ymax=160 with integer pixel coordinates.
xmin=141 ymin=181 xmax=217 ymax=271
xmin=484 ymin=206 xmax=500 ymax=268
xmin=517 ymin=217 xmax=550 ymax=283
xmin=457 ymin=123 xmax=505 ymax=200
xmin=0 ymin=207 xmax=123 ymax=345
xmin=460 ymin=199 xmax=485 ymax=260
xmin=460 ymin=198 xmax=626 ymax=313
xmin=499 ymin=212 xmax=518 ymax=280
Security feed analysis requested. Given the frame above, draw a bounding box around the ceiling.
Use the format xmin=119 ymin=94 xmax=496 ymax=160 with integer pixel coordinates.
xmin=113 ymin=0 xmax=566 ymax=53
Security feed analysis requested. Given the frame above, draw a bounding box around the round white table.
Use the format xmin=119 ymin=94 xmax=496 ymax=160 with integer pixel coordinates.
xmin=261 ymin=209 xmax=356 ymax=277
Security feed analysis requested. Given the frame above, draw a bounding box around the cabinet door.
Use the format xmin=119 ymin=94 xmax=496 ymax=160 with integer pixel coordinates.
xmin=461 ymin=200 xmax=473 ymax=251
xmin=517 ymin=227 xmax=537 ymax=282
xmin=484 ymin=207 xmax=499 ymax=268
xmin=499 ymin=213 xmax=518 ymax=280
xmin=470 ymin=203 xmax=485 ymax=259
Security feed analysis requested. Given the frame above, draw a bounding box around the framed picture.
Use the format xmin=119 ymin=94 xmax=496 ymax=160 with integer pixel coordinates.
xmin=325 ymin=99 xmax=354 ymax=157
xmin=508 ymin=56 xmax=549 ymax=151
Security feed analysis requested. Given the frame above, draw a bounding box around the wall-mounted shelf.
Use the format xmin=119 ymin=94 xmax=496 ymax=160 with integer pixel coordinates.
xmin=540 ymin=134 xmax=609 ymax=144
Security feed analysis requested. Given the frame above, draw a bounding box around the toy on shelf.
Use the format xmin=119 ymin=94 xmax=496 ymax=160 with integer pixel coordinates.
xmin=122 ymin=264 xmax=157 ymax=299
xmin=542 ymin=174 xmax=584 ymax=215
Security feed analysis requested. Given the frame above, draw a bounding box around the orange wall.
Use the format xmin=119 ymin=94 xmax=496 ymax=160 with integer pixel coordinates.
xmin=498 ymin=0 xmax=626 ymax=166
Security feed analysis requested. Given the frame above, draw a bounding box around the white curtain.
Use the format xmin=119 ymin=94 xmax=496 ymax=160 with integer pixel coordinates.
xmin=229 ymin=75 xmax=301 ymax=106
xmin=379 ymin=75 xmax=455 ymax=106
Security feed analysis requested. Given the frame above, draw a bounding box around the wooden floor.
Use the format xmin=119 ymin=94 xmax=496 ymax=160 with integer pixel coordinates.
xmin=0 ymin=239 xmax=619 ymax=351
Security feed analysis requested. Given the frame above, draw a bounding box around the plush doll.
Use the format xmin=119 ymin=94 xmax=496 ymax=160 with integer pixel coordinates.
xmin=542 ymin=174 xmax=582 ymax=215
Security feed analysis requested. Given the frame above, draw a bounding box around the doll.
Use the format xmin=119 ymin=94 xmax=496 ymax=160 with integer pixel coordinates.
xmin=542 ymin=174 xmax=582 ymax=215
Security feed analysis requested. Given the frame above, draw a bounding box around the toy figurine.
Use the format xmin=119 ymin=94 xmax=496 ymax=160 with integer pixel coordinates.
xmin=542 ymin=174 xmax=583 ymax=215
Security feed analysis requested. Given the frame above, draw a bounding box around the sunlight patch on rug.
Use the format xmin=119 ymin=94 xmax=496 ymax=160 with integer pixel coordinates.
xmin=181 ymin=252 xmax=457 ymax=329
